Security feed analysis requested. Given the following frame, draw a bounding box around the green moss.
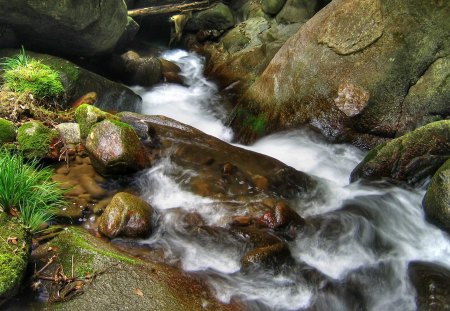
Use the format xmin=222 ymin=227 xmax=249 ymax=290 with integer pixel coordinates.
xmin=51 ymin=227 xmax=137 ymax=277
xmin=3 ymin=58 xmax=64 ymax=99
xmin=74 ymin=104 xmax=117 ymax=139
xmin=0 ymin=214 xmax=30 ymax=299
xmin=237 ymin=108 xmax=267 ymax=135
xmin=17 ymin=121 xmax=58 ymax=159
xmin=0 ymin=118 xmax=16 ymax=144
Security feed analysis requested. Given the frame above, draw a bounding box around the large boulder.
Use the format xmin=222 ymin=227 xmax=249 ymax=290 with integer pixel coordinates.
xmin=98 ymin=192 xmax=153 ymax=239
xmin=0 ymin=49 xmax=142 ymax=113
xmin=185 ymin=3 xmax=235 ymax=32
xmin=0 ymin=0 xmax=129 ymax=57
xmin=0 ymin=214 xmax=30 ymax=307
xmin=232 ymin=0 xmax=450 ymax=146
xmin=27 ymin=227 xmax=241 ymax=311
xmin=350 ymin=121 xmax=450 ymax=185
xmin=85 ymin=119 xmax=150 ymax=176
xmin=423 ymin=158 xmax=450 ymax=233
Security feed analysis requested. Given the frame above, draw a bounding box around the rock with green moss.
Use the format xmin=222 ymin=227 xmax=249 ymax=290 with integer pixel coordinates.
xmin=0 ymin=213 xmax=30 ymax=306
xmin=0 ymin=119 xmax=16 ymax=144
xmin=185 ymin=3 xmax=235 ymax=31
xmin=85 ymin=119 xmax=150 ymax=176
xmin=31 ymin=227 xmax=241 ymax=311
xmin=98 ymin=192 xmax=153 ymax=239
xmin=0 ymin=0 xmax=129 ymax=57
xmin=351 ymin=120 xmax=450 ymax=185
xmin=262 ymin=0 xmax=286 ymax=15
xmin=17 ymin=121 xmax=59 ymax=159
xmin=423 ymin=158 xmax=450 ymax=233
xmin=75 ymin=104 xmax=118 ymax=139
xmin=0 ymin=49 xmax=142 ymax=113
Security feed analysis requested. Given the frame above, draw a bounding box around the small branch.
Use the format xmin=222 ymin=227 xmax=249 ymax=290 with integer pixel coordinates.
xmin=128 ymin=0 xmax=215 ymax=17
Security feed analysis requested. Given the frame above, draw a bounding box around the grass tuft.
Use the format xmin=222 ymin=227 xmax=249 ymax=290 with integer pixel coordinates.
xmin=0 ymin=149 xmax=66 ymax=233
xmin=1 ymin=48 xmax=64 ymax=101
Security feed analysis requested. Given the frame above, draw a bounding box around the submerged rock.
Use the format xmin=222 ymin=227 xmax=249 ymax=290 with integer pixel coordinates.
xmin=232 ymin=0 xmax=450 ymax=146
xmin=0 ymin=0 xmax=129 ymax=57
xmin=351 ymin=120 xmax=450 ymax=185
xmin=85 ymin=119 xmax=150 ymax=176
xmin=0 ymin=214 xmax=30 ymax=306
xmin=98 ymin=192 xmax=153 ymax=239
xmin=423 ymin=158 xmax=450 ymax=233
xmin=408 ymin=261 xmax=450 ymax=311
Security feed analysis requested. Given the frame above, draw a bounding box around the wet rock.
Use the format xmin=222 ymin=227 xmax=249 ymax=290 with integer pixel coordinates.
xmin=120 ymin=51 xmax=163 ymax=87
xmin=233 ymin=0 xmax=450 ymax=145
xmin=75 ymin=104 xmax=118 ymax=139
xmin=241 ymin=242 xmax=293 ymax=270
xmin=185 ymin=3 xmax=235 ymax=32
xmin=160 ymin=58 xmax=183 ymax=84
xmin=70 ymin=92 xmax=97 ymax=110
xmin=119 ymin=113 xmax=318 ymax=203
xmin=29 ymin=227 xmax=241 ymax=311
xmin=0 ymin=0 xmax=129 ymax=57
xmin=0 ymin=118 xmax=16 ymax=144
xmin=231 ymin=226 xmax=282 ymax=248
xmin=423 ymin=158 xmax=450 ymax=233
xmin=98 ymin=192 xmax=153 ymax=239
xmin=85 ymin=119 xmax=150 ymax=176
xmin=17 ymin=121 xmax=59 ymax=159
xmin=0 ymin=214 xmax=30 ymax=306
xmin=0 ymin=49 xmax=142 ymax=113
xmin=351 ymin=121 xmax=450 ymax=185
xmin=408 ymin=261 xmax=450 ymax=311
xmin=259 ymin=202 xmax=305 ymax=229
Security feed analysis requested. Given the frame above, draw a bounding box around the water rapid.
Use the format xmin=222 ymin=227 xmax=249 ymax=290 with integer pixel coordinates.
xmin=133 ymin=50 xmax=450 ymax=310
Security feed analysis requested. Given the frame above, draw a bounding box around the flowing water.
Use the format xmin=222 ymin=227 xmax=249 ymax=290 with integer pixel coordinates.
xmin=133 ymin=50 xmax=450 ymax=310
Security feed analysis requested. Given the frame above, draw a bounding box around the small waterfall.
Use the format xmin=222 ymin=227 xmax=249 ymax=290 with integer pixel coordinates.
xmin=133 ymin=50 xmax=450 ymax=311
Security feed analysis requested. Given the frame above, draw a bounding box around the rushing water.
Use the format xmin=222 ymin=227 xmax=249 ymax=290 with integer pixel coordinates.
xmin=133 ymin=50 xmax=450 ymax=310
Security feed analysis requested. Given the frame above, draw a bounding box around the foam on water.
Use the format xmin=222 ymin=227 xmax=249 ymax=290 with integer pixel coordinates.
xmin=135 ymin=50 xmax=450 ymax=310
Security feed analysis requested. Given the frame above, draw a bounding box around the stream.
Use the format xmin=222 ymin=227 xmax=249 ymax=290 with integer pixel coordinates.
xmin=131 ymin=50 xmax=450 ymax=311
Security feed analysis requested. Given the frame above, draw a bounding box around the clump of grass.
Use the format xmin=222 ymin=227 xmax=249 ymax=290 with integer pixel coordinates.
xmin=1 ymin=47 xmax=64 ymax=101
xmin=0 ymin=149 xmax=66 ymax=233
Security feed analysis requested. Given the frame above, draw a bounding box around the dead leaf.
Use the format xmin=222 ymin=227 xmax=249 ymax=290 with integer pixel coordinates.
xmin=9 ymin=207 xmax=19 ymax=217
xmin=7 ymin=236 xmax=18 ymax=245
xmin=135 ymin=288 xmax=144 ymax=297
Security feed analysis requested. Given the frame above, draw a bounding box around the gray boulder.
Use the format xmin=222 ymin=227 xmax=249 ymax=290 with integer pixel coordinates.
xmin=0 ymin=0 xmax=129 ymax=57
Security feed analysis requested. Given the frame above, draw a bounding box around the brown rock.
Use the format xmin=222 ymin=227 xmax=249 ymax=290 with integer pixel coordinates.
xmin=98 ymin=192 xmax=153 ymax=239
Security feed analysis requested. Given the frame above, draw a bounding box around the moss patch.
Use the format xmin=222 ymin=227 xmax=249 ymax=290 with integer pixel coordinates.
xmin=0 ymin=213 xmax=30 ymax=303
xmin=236 ymin=108 xmax=267 ymax=136
xmin=17 ymin=121 xmax=59 ymax=158
xmin=0 ymin=118 xmax=16 ymax=144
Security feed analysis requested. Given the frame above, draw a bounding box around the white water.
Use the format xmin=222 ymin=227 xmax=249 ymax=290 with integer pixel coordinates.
xmin=135 ymin=50 xmax=450 ymax=310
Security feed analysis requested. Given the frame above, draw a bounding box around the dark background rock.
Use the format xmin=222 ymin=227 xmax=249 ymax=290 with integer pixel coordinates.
xmin=0 ymin=0 xmax=129 ymax=57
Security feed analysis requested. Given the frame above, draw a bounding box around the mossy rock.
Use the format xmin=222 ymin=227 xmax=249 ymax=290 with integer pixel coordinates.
xmin=262 ymin=0 xmax=286 ymax=15
xmin=31 ymin=227 xmax=241 ymax=311
xmin=75 ymin=104 xmax=118 ymax=139
xmin=185 ymin=3 xmax=235 ymax=31
xmin=0 ymin=119 xmax=16 ymax=144
xmin=351 ymin=120 xmax=450 ymax=185
xmin=17 ymin=121 xmax=59 ymax=159
xmin=85 ymin=119 xmax=149 ymax=176
xmin=0 ymin=213 xmax=30 ymax=306
xmin=423 ymin=158 xmax=450 ymax=233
